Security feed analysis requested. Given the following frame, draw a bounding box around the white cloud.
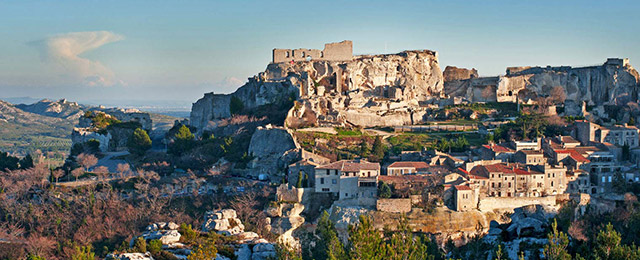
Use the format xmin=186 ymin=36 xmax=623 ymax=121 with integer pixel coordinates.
xmin=33 ymin=31 xmax=124 ymax=87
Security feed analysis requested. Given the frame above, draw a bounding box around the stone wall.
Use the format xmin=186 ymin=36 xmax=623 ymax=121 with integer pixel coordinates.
xmin=272 ymin=41 xmax=352 ymax=63
xmin=376 ymin=198 xmax=411 ymax=213
xmin=443 ymin=66 xmax=478 ymax=82
xmin=276 ymin=184 xmax=313 ymax=203
xmin=478 ymin=196 xmax=557 ymax=212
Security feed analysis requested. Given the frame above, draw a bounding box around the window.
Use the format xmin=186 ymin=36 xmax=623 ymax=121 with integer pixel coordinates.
xmin=608 ymin=176 xmax=612 ymax=182
xmin=322 ymin=188 xmax=329 ymax=192
xmin=344 ymin=193 xmax=348 ymax=197
xmin=602 ymin=176 xmax=606 ymax=183
xmin=320 ymin=178 xmax=325 ymax=185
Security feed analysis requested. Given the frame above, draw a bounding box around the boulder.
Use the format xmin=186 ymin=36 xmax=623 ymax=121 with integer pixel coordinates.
xmin=106 ymin=252 xmax=154 ymax=260
xmin=251 ymin=243 xmax=276 ymax=260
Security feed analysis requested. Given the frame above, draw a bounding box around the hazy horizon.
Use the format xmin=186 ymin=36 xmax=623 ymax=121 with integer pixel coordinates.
xmin=1 ymin=0 xmax=639 ymax=102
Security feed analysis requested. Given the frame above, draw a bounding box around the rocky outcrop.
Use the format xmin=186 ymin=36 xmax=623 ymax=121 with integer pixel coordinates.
xmin=190 ymin=47 xmax=444 ymax=130
xmin=446 ymin=59 xmax=640 ymax=108
xmin=190 ymin=76 xmax=300 ymax=132
xmin=443 ymin=66 xmax=478 ymax=82
xmin=266 ymin=202 xmax=305 ymax=249
xmin=105 ymin=252 xmax=154 ymax=260
xmin=246 ymin=124 xmax=300 ymax=176
xmin=202 ymin=209 xmax=245 ymax=235
xmin=248 ymin=125 xmax=298 ymax=158
xmin=71 ymin=127 xmax=111 ymax=152
xmin=134 ymin=222 xmax=182 ymax=246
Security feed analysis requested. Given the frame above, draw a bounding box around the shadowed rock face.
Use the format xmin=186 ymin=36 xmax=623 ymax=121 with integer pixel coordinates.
xmin=190 ymin=49 xmax=445 ymax=130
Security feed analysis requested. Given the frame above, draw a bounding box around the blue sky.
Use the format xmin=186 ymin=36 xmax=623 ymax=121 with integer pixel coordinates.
xmin=0 ymin=0 xmax=639 ymax=104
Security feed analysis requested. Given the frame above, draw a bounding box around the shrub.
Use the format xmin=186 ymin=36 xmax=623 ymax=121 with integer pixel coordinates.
xmin=147 ymin=239 xmax=163 ymax=254
xmin=178 ymin=223 xmax=197 ymax=245
xmin=133 ymin=237 xmax=147 ymax=253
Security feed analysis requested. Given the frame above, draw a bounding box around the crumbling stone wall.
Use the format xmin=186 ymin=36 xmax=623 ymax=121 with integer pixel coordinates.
xmin=376 ymin=198 xmax=411 ymax=213
xmin=478 ymin=196 xmax=557 ymax=212
xmin=272 ymin=41 xmax=352 ymax=63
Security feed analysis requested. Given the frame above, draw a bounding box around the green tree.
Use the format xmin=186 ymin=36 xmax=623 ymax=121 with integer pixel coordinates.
xmin=378 ymin=181 xmax=392 ymax=199
xmin=313 ymin=211 xmax=347 ymax=260
xmin=372 ymin=136 xmax=385 ymax=160
xmin=128 ymin=128 xmax=152 ymax=155
xmin=0 ymin=151 xmax=20 ymax=171
xmin=133 ymin=237 xmax=147 ymax=253
xmin=384 ymin=217 xmax=433 ymax=260
xmin=543 ymin=219 xmax=571 ymax=260
xmin=359 ymin=139 xmax=370 ymax=157
xmin=348 ymin=215 xmax=384 ymax=260
xmin=169 ymin=125 xmax=195 ymax=155
xmin=593 ymin=223 xmax=638 ymax=260
xmin=19 ymin=154 xmax=34 ymax=169
xmin=71 ymin=245 xmax=95 ymax=260
xmin=229 ymin=96 xmax=244 ymax=115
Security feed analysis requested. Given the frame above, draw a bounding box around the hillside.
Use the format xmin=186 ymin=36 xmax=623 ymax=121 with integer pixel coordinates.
xmin=0 ymin=100 xmax=74 ymax=155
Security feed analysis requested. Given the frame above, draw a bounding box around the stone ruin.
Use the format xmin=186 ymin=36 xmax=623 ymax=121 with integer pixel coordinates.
xmin=272 ymin=40 xmax=353 ymax=63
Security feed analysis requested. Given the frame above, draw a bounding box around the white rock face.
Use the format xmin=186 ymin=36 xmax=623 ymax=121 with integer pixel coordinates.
xmin=202 ymin=209 xmax=245 ymax=235
xmin=445 ymin=59 xmax=640 ymax=108
xmin=131 ymin=222 xmax=182 ymax=249
xmin=189 ymin=49 xmax=444 ymax=130
xmin=106 ymin=252 xmax=154 ymax=260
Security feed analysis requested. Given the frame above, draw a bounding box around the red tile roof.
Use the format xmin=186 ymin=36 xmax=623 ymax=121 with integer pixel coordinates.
xmin=454 ymin=185 xmax=472 ymax=191
xmin=388 ymin=161 xmax=429 ymax=169
xmin=555 ymin=149 xmax=590 ymax=163
xmin=483 ymin=144 xmax=514 ymax=153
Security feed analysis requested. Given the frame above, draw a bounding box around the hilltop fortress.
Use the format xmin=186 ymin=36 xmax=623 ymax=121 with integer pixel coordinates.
xmin=190 ymin=41 xmax=640 ymax=132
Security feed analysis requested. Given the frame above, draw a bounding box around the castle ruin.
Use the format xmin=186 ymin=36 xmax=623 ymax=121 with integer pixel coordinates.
xmin=272 ymin=40 xmax=353 ymax=63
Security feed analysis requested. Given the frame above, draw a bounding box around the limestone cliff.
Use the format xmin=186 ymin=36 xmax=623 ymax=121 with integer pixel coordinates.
xmin=190 ymin=49 xmax=444 ymax=130
xmin=444 ymin=59 xmax=640 ymax=108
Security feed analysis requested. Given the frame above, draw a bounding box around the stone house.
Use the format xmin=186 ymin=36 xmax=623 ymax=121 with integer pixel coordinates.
xmin=479 ymin=143 xmax=515 ymax=161
xmin=287 ymin=150 xmax=331 ymax=188
xmin=513 ymin=150 xmax=545 ymax=165
xmin=469 ymin=162 xmax=567 ymax=198
xmin=575 ymin=121 xmax=640 ymax=147
xmin=386 ymin=161 xmax=429 ymax=176
xmin=314 ymin=160 xmax=380 ymax=201
xmin=511 ymin=138 xmax=542 ymax=151
xmin=566 ymin=170 xmax=592 ymax=194
xmin=453 ymin=185 xmax=476 ymax=212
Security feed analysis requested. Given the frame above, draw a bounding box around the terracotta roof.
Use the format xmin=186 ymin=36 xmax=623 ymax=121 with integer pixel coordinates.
xmin=483 ymin=144 xmax=514 ymax=153
xmin=514 ymin=168 xmax=531 ymax=175
xmin=388 ymin=161 xmax=429 ymax=169
xmin=454 ymin=185 xmax=472 ymax=191
xmin=317 ymin=160 xmax=380 ymax=171
xmin=555 ymin=149 xmax=590 ymax=163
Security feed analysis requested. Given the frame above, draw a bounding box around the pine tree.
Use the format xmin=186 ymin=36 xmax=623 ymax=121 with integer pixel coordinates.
xmin=128 ymin=128 xmax=152 ymax=155
xmin=348 ymin=215 xmax=384 ymax=260
xmin=169 ymin=125 xmax=195 ymax=155
xmin=543 ymin=219 xmax=571 ymax=260
xmin=314 ymin=211 xmax=347 ymax=260
xmin=371 ymin=136 xmax=385 ymax=161
xmin=18 ymin=154 xmax=34 ymax=169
